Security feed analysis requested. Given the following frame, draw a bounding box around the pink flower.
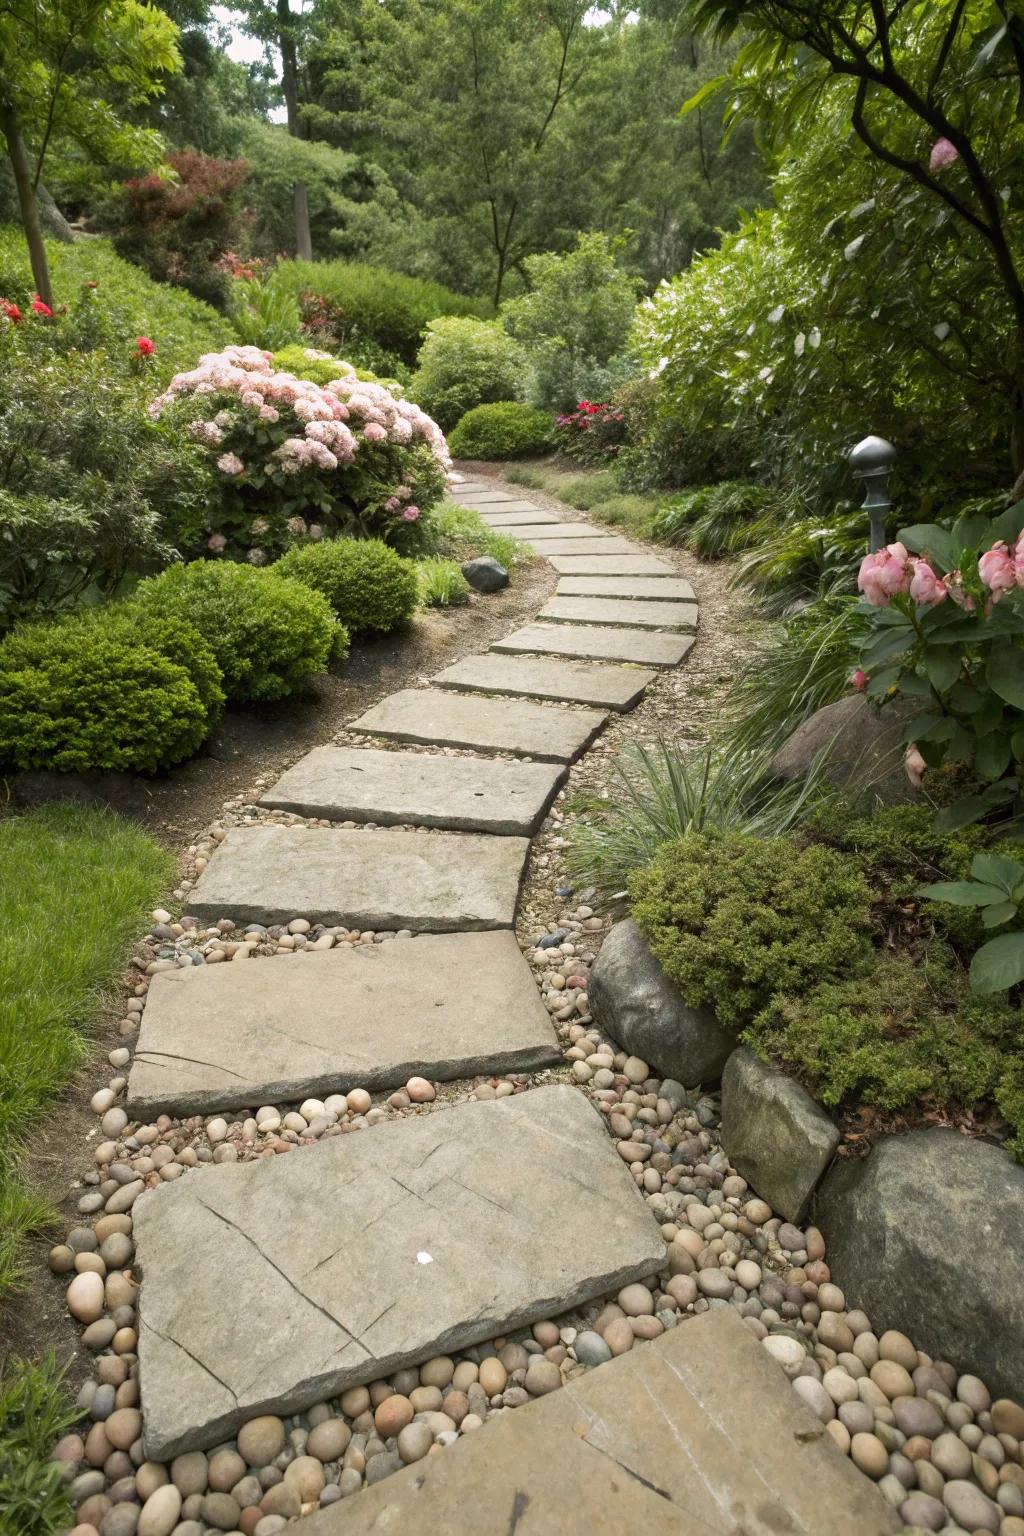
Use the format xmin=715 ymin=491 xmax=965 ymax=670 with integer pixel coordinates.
xmin=402 ymin=505 xmax=420 ymax=521
xmin=908 ymin=558 xmax=947 ymax=606
xmin=207 ymin=532 xmax=227 ymax=552
xmin=849 ymin=669 xmax=868 ymax=692
xmin=259 ymin=405 xmax=279 ymax=422
xmin=286 ymin=516 xmax=307 ymax=537
xmin=247 ymin=547 xmax=267 ymax=565
xmin=216 ymin=452 xmax=245 ymax=476
xmin=308 ymin=523 xmax=323 ymax=540
xmin=857 ymin=543 xmax=911 ymax=607
xmin=362 ymin=422 xmax=387 ymax=442
xmin=31 ymin=295 xmax=52 ymax=316
xmin=929 ymin=138 xmax=959 ymax=173
xmin=904 ymin=745 xmax=927 ymax=789
xmin=979 ymin=541 xmax=1016 ymax=599
xmin=135 ymin=336 xmax=154 ymax=356
xmin=945 ymin=570 xmax=976 ymax=612
xmin=1016 ymin=534 xmax=1024 ymax=587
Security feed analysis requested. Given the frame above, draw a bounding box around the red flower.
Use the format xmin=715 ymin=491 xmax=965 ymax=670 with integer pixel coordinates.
xmin=31 ymin=295 xmax=53 ymax=316
xmin=1 ymin=298 xmax=22 ymax=324
xmin=135 ymin=336 xmax=155 ymax=356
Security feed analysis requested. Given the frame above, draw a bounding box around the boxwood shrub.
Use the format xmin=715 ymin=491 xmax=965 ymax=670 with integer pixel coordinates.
xmin=448 ymin=402 xmax=552 ymax=460
xmin=0 ymin=608 xmax=224 ymax=774
xmin=131 ymin=561 xmax=345 ymax=702
xmin=409 ymin=318 xmax=525 ymax=431
xmin=275 ymin=538 xmax=419 ymax=634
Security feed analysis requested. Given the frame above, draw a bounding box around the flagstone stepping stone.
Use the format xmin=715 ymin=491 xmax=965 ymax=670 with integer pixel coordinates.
xmin=493 ymin=623 xmax=695 ymax=669
xmin=433 ymin=653 xmax=655 ymax=712
xmin=539 ymin=596 xmax=698 ymax=631
xmin=503 ymin=523 xmax=613 ymax=540
xmin=126 ymin=932 xmax=560 ymax=1117
xmin=557 ymin=575 xmax=695 ymax=601
xmin=549 ymin=554 xmax=677 ymax=576
xmin=292 ymin=1308 xmax=901 ymax=1536
xmin=449 ymin=489 xmax=533 ymax=504
xmin=517 ymin=536 xmax=640 ymax=556
xmin=478 ymin=508 xmax=560 ymax=525
xmin=134 ymin=1085 xmax=664 ymax=1459
xmin=350 ymin=689 xmax=607 ymax=762
xmin=186 ymin=825 xmax=528 ymax=931
xmin=260 ymin=746 xmax=566 ymax=834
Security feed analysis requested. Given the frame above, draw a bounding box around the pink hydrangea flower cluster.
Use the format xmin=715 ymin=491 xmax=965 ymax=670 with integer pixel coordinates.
xmin=859 ymin=536 xmax=1024 ymax=612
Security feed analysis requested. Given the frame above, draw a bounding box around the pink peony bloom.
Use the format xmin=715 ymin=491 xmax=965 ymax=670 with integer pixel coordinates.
xmin=849 ymin=669 xmax=868 ymax=692
xmin=857 ymin=543 xmax=911 ymax=607
xmin=216 ymin=452 xmax=244 ymax=476
xmin=904 ymin=745 xmax=927 ymax=789
xmin=979 ymin=541 xmax=1016 ymax=598
xmin=402 ymin=505 xmax=420 ymax=522
xmin=1016 ymin=534 xmax=1024 ymax=587
xmin=207 ymin=532 xmax=227 ymax=552
xmin=908 ymin=558 xmax=947 ymax=606
xmin=929 ymin=138 xmax=959 ymax=172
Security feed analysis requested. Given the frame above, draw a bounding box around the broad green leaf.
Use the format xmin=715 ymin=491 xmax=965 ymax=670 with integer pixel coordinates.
xmin=974 ymin=732 xmax=1011 ymax=781
xmin=897 ymin=523 xmax=955 ymax=568
xmin=950 ymin=512 xmax=993 ymax=552
xmin=982 ymin=901 xmax=1018 ymax=929
xmin=1012 ymin=726 xmax=1024 ymax=760
xmin=970 ymin=931 xmax=1024 ymax=994
xmin=934 ymin=795 xmax=990 ymax=832
xmin=970 ymin=851 xmax=1024 ymax=893
xmin=678 ymin=74 xmax=728 ymax=118
xmin=987 ymin=644 xmax=1024 ymax=709
xmin=991 ymin=498 xmax=1024 ymax=545
xmin=919 ymin=880 xmax=1009 ymax=907
xmin=901 ymin=712 xmax=944 ymax=744
xmin=923 ymin=648 xmax=960 ymax=693
xmin=913 ymin=716 xmax=956 ymax=744
xmin=863 ymin=629 xmax=915 ymax=668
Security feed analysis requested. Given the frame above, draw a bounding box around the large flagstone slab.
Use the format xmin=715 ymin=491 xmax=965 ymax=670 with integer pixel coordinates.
xmin=186 ymin=825 xmax=528 ymax=931
xmin=504 ymin=522 xmax=610 ymax=540
xmin=493 ymin=623 xmax=694 ymax=669
xmin=557 ymin=575 xmax=695 ymax=601
xmin=479 ymin=508 xmax=559 ymax=525
xmin=290 ymin=1308 xmax=901 ymax=1536
xmin=549 ymin=554 xmax=677 ymax=576
xmin=433 ymin=653 xmax=655 ymax=712
xmin=134 ymin=1085 xmax=665 ymax=1459
xmin=127 ymin=932 xmax=560 ymax=1118
xmin=539 ymin=596 xmax=698 ymax=631
xmin=515 ymin=537 xmax=640 ymax=556
xmin=450 ymin=489 xmax=533 ymax=504
xmin=350 ymin=688 xmax=606 ymax=762
xmin=260 ymin=746 xmax=565 ymax=834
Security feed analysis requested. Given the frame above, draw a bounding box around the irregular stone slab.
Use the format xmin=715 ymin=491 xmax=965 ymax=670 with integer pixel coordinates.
xmin=186 ymin=825 xmax=528 ymax=931
xmin=450 ymin=489 xmax=534 ymax=504
xmin=504 ymin=522 xmax=613 ymax=540
xmin=549 ymin=554 xmax=677 ymax=576
xmin=590 ymin=920 xmax=735 ymax=1086
xmin=721 ymin=1047 xmax=840 ymax=1223
xmin=289 ymin=1308 xmax=900 ymax=1536
xmin=558 ymin=575 xmax=695 ymax=601
xmin=530 ymin=537 xmax=642 ymax=556
xmin=434 ymin=652 xmax=654 ymax=712
xmin=479 ymin=508 xmax=559 ymax=524
xmin=493 ymin=623 xmax=694 ymax=669
xmin=135 ymin=1085 xmax=665 ymax=1458
xmin=350 ymin=688 xmax=606 ymax=762
xmin=260 ymin=746 xmax=565 ymax=834
xmin=539 ymin=596 xmax=698 ymax=631
xmin=127 ymin=932 xmax=560 ymax=1118
xmin=819 ymin=1128 xmax=1024 ymax=1401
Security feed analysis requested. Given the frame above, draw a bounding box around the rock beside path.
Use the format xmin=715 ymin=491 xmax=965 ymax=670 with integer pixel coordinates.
xmin=461 ymin=556 xmax=508 ymax=592
xmin=772 ymin=695 xmax=919 ymax=803
xmin=720 ymin=1048 xmax=840 ymax=1223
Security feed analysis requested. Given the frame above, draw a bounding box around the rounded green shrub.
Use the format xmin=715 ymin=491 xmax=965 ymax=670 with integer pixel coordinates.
xmin=448 ymin=402 xmax=552 ymax=460
xmin=0 ymin=607 xmax=224 ymax=774
xmin=132 ymin=561 xmax=345 ymax=702
xmin=275 ymin=538 xmax=419 ymax=634
xmin=409 ymin=318 xmax=525 ymax=431
xmin=629 ymin=830 xmax=873 ymax=1030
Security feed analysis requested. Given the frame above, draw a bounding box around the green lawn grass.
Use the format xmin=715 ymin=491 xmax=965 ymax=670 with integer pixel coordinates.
xmin=0 ymin=806 xmax=172 ymax=1297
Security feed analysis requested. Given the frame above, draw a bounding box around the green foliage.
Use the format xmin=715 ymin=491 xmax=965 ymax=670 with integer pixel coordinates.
xmin=448 ymin=402 xmax=552 ymax=460
xmin=410 ymin=318 xmax=525 ymax=431
xmin=0 ymin=805 xmax=171 ymax=1301
xmin=555 ymin=471 xmax=619 ymax=509
xmin=417 ymin=557 xmax=470 ymax=608
xmin=569 ymin=740 xmax=841 ymax=907
xmin=502 ymin=234 xmax=638 ymax=413
xmin=272 ymin=343 xmax=352 ymax=385
xmin=230 ymin=275 xmax=302 ymax=349
xmin=238 ymin=120 xmax=365 ymax=258
xmin=0 ymin=607 xmax=223 ymax=773
xmin=588 ymin=494 xmax=657 ymax=540
xmin=0 ymin=1352 xmax=79 ymax=1534
xmin=422 ymin=500 xmax=524 ymax=571
xmin=267 ymin=259 xmax=489 ymax=367
xmin=630 ymin=830 xmax=873 ymax=1030
xmin=131 ymin=560 xmax=344 ymax=702
xmin=921 ymin=851 xmax=1024 ymax=996
xmin=733 ymin=508 xmax=866 ymax=616
xmin=276 ymin=537 xmax=418 ymax=634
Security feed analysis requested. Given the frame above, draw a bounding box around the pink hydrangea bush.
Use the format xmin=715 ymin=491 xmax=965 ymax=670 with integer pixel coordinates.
xmin=150 ymin=346 xmax=450 ymax=559
xmin=852 ymin=505 xmax=1024 ymax=816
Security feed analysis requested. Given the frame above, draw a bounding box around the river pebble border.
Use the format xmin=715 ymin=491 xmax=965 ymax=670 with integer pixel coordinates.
xmin=45 ymin=479 xmax=1024 ymax=1536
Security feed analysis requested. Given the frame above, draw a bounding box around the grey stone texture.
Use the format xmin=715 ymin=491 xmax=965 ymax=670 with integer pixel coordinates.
xmin=589 ymin=920 xmax=734 ymax=1087
xmin=818 ymin=1128 xmax=1024 ymax=1401
xmin=350 ymin=688 xmax=607 ymax=762
xmin=772 ymin=695 xmax=920 ymax=803
xmin=260 ymin=746 xmax=566 ymax=834
xmin=513 ymin=537 xmax=640 ymax=556
xmin=720 ymin=1047 xmax=840 ymax=1223
xmin=135 ymin=1086 xmax=665 ymax=1458
xmin=450 ymin=490 xmax=534 ymax=505
xmin=539 ymin=596 xmax=699 ymax=631
xmin=478 ymin=508 xmax=559 ymax=525
xmin=127 ymin=931 xmax=560 ymax=1117
xmin=493 ymin=623 xmax=695 ymax=669
xmin=504 ymin=523 xmax=610 ymax=540
xmin=549 ymin=554 xmax=677 ymax=576
xmin=186 ymin=825 xmax=528 ymax=931
xmin=288 ymin=1308 xmax=900 ymax=1536
xmin=461 ymin=556 xmax=509 ymax=591
xmin=557 ymin=575 xmax=696 ymax=601
xmin=433 ymin=652 xmax=655 ymax=711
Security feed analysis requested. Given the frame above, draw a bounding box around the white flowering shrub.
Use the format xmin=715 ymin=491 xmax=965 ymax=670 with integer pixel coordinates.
xmin=150 ymin=346 xmax=451 ymax=561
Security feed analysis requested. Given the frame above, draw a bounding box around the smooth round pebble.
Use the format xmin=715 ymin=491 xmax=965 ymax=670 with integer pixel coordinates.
xmin=237 ymin=1416 xmax=285 ymax=1467
xmin=397 ymin=1423 xmax=432 ymax=1463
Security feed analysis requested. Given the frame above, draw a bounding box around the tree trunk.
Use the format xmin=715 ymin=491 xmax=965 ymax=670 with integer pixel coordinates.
xmin=294 ymin=181 xmax=312 ymax=260
xmin=277 ymin=0 xmax=312 ymax=259
xmin=0 ymin=99 xmax=54 ymax=308
xmin=37 ymin=180 xmax=74 ymax=243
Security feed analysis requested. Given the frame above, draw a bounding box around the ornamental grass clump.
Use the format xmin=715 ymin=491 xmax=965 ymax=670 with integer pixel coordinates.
xmin=149 ymin=345 xmax=450 ymax=561
xmin=629 ymin=830 xmax=873 ymax=1031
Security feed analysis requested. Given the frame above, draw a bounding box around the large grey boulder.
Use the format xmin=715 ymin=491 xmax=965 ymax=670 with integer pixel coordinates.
xmin=817 ymin=1128 xmax=1024 ymax=1400
xmin=461 ymin=556 xmax=508 ymax=592
xmin=721 ymin=1047 xmax=840 ymax=1223
xmin=772 ymin=695 xmax=918 ymax=803
xmin=589 ymin=919 xmax=734 ymax=1085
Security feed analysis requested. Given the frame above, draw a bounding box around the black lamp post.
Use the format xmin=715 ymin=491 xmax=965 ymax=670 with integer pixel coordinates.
xmin=849 ymin=435 xmax=897 ymax=553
